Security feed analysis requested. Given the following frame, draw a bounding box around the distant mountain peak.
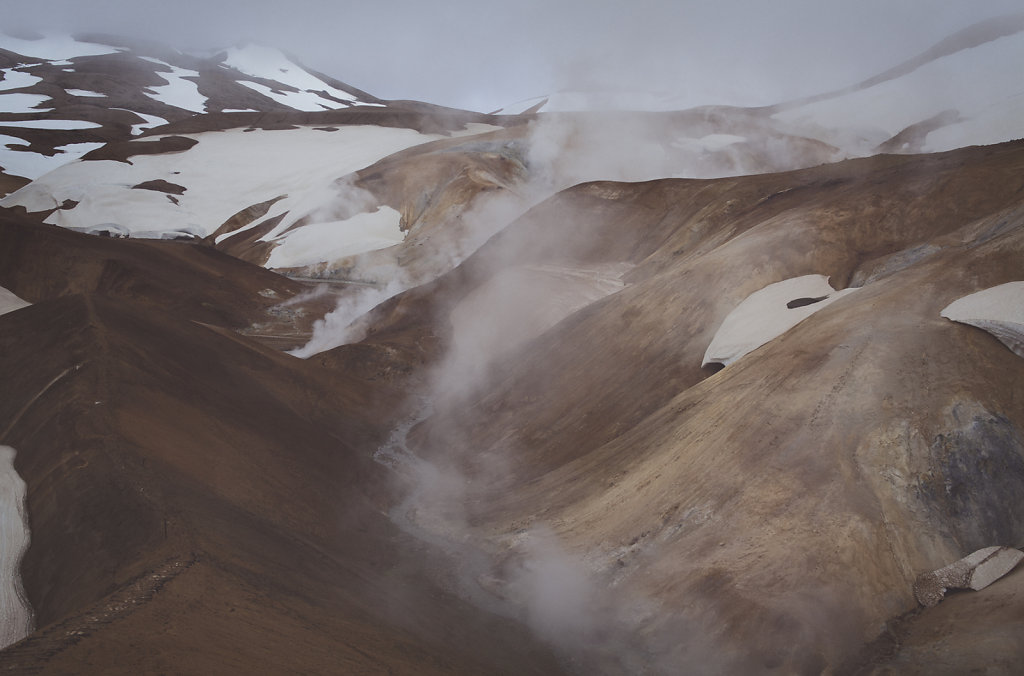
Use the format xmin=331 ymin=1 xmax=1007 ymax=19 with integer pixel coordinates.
xmin=0 ymin=32 xmax=387 ymax=182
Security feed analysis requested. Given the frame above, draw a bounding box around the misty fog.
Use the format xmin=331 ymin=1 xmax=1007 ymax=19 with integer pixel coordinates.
xmin=7 ymin=0 xmax=1023 ymax=112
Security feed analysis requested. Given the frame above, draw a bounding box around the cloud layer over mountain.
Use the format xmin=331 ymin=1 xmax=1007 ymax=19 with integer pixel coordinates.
xmin=8 ymin=0 xmax=1024 ymax=111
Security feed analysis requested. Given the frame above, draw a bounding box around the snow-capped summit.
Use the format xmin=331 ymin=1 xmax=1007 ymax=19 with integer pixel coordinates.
xmin=0 ymin=31 xmax=387 ymax=182
xmin=216 ymin=43 xmax=381 ymax=112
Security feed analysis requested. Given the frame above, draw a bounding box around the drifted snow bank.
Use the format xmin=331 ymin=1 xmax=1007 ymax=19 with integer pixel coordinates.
xmin=0 ymin=445 xmax=32 ymax=649
xmin=941 ymin=281 xmax=1024 ymax=357
xmin=914 ymin=546 xmax=1024 ymax=607
xmin=264 ymin=206 xmax=404 ymax=269
xmin=0 ymin=286 xmax=30 ymax=316
xmin=703 ymin=275 xmax=856 ymax=368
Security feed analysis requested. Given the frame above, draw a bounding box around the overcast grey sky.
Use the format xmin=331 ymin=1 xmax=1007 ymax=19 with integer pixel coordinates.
xmin=7 ymin=0 xmax=1023 ymax=112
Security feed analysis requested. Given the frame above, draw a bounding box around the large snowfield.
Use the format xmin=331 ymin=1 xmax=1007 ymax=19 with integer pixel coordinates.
xmin=1 ymin=124 xmax=498 ymax=253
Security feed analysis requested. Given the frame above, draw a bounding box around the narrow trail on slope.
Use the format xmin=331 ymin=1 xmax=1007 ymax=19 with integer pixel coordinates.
xmin=0 ymin=364 xmax=83 ymax=444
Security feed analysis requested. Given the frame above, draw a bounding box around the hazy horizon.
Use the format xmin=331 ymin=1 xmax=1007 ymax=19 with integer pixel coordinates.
xmin=6 ymin=1 xmax=1023 ymax=112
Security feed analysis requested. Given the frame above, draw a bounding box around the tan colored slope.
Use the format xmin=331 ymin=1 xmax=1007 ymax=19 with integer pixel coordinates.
xmin=0 ymin=221 xmax=566 ymax=674
xmin=856 ymin=565 xmax=1024 ymax=674
xmin=337 ymin=140 xmax=1024 ymax=672
xmin=233 ymin=124 xmax=530 ymax=282
xmin=481 ymin=232 xmax=1024 ymax=671
xmin=367 ymin=142 xmax=1024 ymax=475
xmin=210 ymin=109 xmax=841 ymax=287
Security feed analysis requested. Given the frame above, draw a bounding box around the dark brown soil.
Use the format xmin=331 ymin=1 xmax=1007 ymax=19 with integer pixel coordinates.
xmin=0 ymin=211 xmax=566 ymax=674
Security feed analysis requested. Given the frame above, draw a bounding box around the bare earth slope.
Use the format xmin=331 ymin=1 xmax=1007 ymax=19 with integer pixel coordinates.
xmin=1 ymin=138 xmax=1021 ymax=676
xmin=0 ymin=213 xmax=564 ymax=674
xmin=335 ymin=140 xmax=1024 ymax=673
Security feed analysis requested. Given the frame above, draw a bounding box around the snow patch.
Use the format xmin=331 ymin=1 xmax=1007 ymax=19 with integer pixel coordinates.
xmin=0 ymin=33 xmax=118 ymax=61
xmin=65 ymin=88 xmax=106 ymax=98
xmin=0 ymin=139 xmax=105 ymax=181
xmin=491 ymin=96 xmax=549 ymax=115
xmin=941 ymin=281 xmax=1024 ymax=358
xmin=236 ymin=80 xmax=335 ymax=112
xmin=703 ymin=275 xmax=856 ymax=368
xmin=0 ymin=445 xmax=33 ymax=650
xmin=1 ymin=124 xmax=488 ymax=239
xmin=145 ymin=66 xmax=207 ymax=113
xmin=0 ymin=93 xmax=52 ymax=114
xmin=111 ymin=109 xmax=168 ymax=135
xmin=0 ymin=70 xmax=42 ymax=92
xmin=0 ymin=286 xmax=30 ymax=316
xmin=0 ymin=119 xmax=101 ymax=130
xmin=914 ymin=546 xmax=1024 ymax=607
xmin=265 ymin=207 xmax=404 ymax=269
xmin=224 ymin=44 xmax=356 ymax=105
xmin=0 ymin=134 xmax=28 ymax=150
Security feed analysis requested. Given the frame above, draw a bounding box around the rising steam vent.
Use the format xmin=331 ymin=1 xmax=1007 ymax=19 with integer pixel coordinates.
xmin=702 ymin=275 xmax=856 ymax=368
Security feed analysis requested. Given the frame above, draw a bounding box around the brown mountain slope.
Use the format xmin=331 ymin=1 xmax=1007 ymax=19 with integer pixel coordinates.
xmin=2 ymin=141 xmax=1022 ymax=673
xmin=0 ymin=220 xmax=565 ymax=673
xmin=0 ymin=214 xmax=303 ymax=327
xmin=328 ymin=140 xmax=1024 ymax=672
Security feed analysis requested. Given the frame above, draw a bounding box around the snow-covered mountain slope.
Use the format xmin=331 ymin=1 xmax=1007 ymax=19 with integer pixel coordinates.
xmin=0 ymin=106 xmax=837 ymax=293
xmin=2 ymin=121 xmax=500 ymax=244
xmin=0 ymin=32 xmax=385 ymax=182
xmin=497 ymin=14 xmax=1024 ymax=157
xmin=771 ymin=16 xmax=1024 ymax=155
xmin=3 ymin=15 xmax=1023 ymax=310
